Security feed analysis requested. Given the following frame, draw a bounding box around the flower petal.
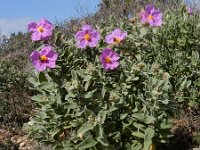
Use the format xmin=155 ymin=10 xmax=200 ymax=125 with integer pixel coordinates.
xmin=110 ymin=61 xmax=119 ymax=70
xmin=28 ymin=22 xmax=37 ymax=32
xmin=38 ymin=18 xmax=54 ymax=30
xmin=36 ymin=63 xmax=47 ymax=72
xmin=31 ymin=32 xmax=42 ymax=41
xmin=30 ymin=50 xmax=46 ymax=72
xmin=46 ymin=60 xmax=56 ymax=68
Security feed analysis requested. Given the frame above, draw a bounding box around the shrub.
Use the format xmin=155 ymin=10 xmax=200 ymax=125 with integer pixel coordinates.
xmin=25 ymin=4 xmax=200 ymax=150
xmin=0 ymin=32 xmax=35 ymax=127
xmin=0 ymin=59 xmax=33 ymax=127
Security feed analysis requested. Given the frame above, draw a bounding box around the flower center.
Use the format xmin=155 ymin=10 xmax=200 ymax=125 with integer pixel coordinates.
xmin=37 ymin=26 xmax=44 ymax=33
xmin=84 ymin=34 xmax=91 ymax=41
xmin=114 ymin=37 xmax=121 ymax=44
xmin=147 ymin=15 xmax=153 ymax=20
xmin=40 ymin=55 xmax=47 ymax=62
xmin=105 ymin=56 xmax=111 ymax=63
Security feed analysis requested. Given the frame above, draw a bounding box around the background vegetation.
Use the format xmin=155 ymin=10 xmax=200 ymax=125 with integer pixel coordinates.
xmin=1 ymin=0 xmax=200 ymax=149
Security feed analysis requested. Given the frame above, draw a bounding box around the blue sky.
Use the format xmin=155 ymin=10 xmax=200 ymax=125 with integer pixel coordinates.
xmin=0 ymin=0 xmax=100 ymax=36
xmin=0 ymin=0 xmax=199 ymax=36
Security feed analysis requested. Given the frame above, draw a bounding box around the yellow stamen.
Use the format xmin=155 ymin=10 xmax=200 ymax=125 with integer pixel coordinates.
xmin=105 ymin=56 xmax=111 ymax=63
xmin=114 ymin=37 xmax=121 ymax=44
xmin=40 ymin=55 xmax=47 ymax=61
xmin=147 ymin=15 xmax=153 ymax=20
xmin=37 ymin=26 xmax=44 ymax=33
xmin=84 ymin=33 xmax=91 ymax=41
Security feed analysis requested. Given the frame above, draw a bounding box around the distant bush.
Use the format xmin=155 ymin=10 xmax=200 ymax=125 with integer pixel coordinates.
xmin=0 ymin=33 xmax=35 ymax=127
xmin=59 ymin=0 xmax=182 ymax=35
xmin=0 ymin=58 xmax=34 ymax=126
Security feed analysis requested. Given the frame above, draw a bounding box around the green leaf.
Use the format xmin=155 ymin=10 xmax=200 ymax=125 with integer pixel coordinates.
xmin=140 ymin=27 xmax=147 ymax=38
xmin=109 ymin=131 xmax=120 ymax=140
xmin=144 ymin=116 xmax=156 ymax=124
xmin=132 ymin=131 xmax=144 ymax=138
xmin=35 ymin=45 xmax=44 ymax=51
xmin=120 ymin=113 xmax=128 ymax=120
xmin=37 ymin=82 xmax=56 ymax=92
xmin=192 ymin=51 xmax=199 ymax=66
xmin=77 ymin=136 xmax=97 ymax=149
xmin=77 ymin=123 xmax=94 ymax=136
xmin=101 ymin=85 xmax=106 ymax=98
xmin=132 ymin=113 xmax=145 ymax=122
xmin=159 ymin=99 xmax=169 ymax=105
xmin=28 ymin=78 xmax=40 ymax=87
xmin=96 ymin=125 xmax=109 ymax=146
xmin=160 ymin=119 xmax=173 ymax=129
xmin=135 ymin=54 xmax=142 ymax=61
xmin=188 ymin=100 xmax=198 ymax=107
xmin=107 ymin=104 xmax=118 ymax=113
xmin=96 ymin=111 xmax=107 ymax=124
xmin=84 ymin=108 xmax=96 ymax=118
xmin=144 ymin=128 xmax=155 ymax=150
xmin=175 ymin=78 xmax=187 ymax=91
xmin=84 ymin=80 xmax=91 ymax=91
xmin=54 ymin=32 xmax=63 ymax=46
xmin=144 ymin=128 xmax=155 ymax=140
xmin=39 ymin=72 xmax=47 ymax=83
xmin=132 ymin=122 xmax=146 ymax=131
xmin=50 ymin=129 xmax=60 ymax=138
xmin=31 ymin=94 xmax=47 ymax=102
xmin=82 ymin=89 xmax=96 ymax=99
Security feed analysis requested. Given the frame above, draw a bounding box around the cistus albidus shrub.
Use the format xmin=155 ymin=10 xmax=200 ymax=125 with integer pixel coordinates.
xmin=25 ymin=4 xmax=200 ymax=150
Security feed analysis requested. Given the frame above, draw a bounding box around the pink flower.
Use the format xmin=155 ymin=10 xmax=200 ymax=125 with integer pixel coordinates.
xmin=100 ymin=48 xmax=120 ymax=71
xmin=30 ymin=46 xmax=58 ymax=72
xmin=186 ymin=6 xmax=193 ymax=14
xmin=75 ymin=25 xmax=100 ymax=48
xmin=140 ymin=4 xmax=162 ymax=27
xmin=105 ymin=29 xmax=127 ymax=44
xmin=28 ymin=18 xmax=54 ymax=41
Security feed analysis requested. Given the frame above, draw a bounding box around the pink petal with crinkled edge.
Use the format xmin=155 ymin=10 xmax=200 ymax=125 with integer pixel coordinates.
xmin=31 ymin=32 xmax=42 ymax=41
xmin=110 ymin=61 xmax=119 ymax=70
xmin=28 ymin=22 xmax=37 ymax=32
xmin=46 ymin=60 xmax=56 ymax=68
xmin=36 ymin=63 xmax=47 ymax=72
xmin=41 ymin=30 xmax=52 ymax=40
xmin=38 ymin=18 xmax=54 ymax=30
